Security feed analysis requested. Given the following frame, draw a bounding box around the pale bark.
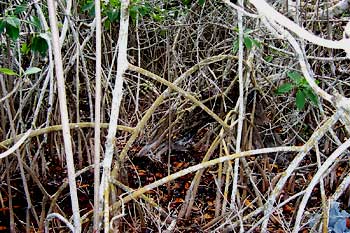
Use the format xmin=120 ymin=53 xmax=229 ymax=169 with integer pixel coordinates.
xmin=47 ymin=0 xmax=81 ymax=231
xmin=99 ymin=1 xmax=130 ymax=232
xmin=93 ymin=0 xmax=102 ymax=230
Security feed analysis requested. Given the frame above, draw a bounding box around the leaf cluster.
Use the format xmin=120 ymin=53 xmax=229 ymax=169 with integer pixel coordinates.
xmin=276 ymin=71 xmax=319 ymax=110
xmin=81 ymin=0 xmax=207 ymax=28
xmin=81 ymin=0 xmax=154 ymax=26
xmin=0 ymin=2 xmax=49 ymax=56
xmin=0 ymin=66 xmax=41 ymax=77
xmin=232 ymin=28 xmax=261 ymax=53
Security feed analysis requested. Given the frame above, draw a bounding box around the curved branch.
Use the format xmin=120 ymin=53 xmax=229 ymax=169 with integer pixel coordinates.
xmin=0 ymin=129 xmax=32 ymax=159
xmin=0 ymin=123 xmax=134 ymax=149
xmin=128 ymin=64 xmax=229 ymax=129
xmin=249 ymin=0 xmax=350 ymax=55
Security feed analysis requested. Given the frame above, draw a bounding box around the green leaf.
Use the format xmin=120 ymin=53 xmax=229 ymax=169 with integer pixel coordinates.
xmin=81 ymin=0 xmax=94 ymax=11
xmin=5 ymin=24 xmax=20 ymax=40
xmin=31 ymin=35 xmax=49 ymax=56
xmin=182 ymin=0 xmax=192 ymax=6
xmin=104 ymin=20 xmax=111 ymax=30
xmin=106 ymin=8 xmax=120 ymax=22
xmin=151 ymin=13 xmax=164 ymax=22
xmin=21 ymin=43 xmax=30 ymax=55
xmin=244 ymin=28 xmax=253 ymax=35
xmin=276 ymin=83 xmax=294 ymax=94
xmin=198 ymin=0 xmax=205 ymax=6
xmin=303 ymin=88 xmax=319 ymax=106
xmin=299 ymin=79 xmax=319 ymax=90
xmin=264 ymin=55 xmax=273 ymax=62
xmin=14 ymin=4 xmax=28 ymax=15
xmin=0 ymin=67 xmax=19 ymax=76
xmin=300 ymin=79 xmax=310 ymax=88
xmin=243 ymin=36 xmax=253 ymax=49
xmin=81 ymin=0 xmax=95 ymax=16
xmin=5 ymin=16 xmax=20 ymax=28
xmin=138 ymin=3 xmax=151 ymax=16
xmin=232 ymin=40 xmax=239 ymax=54
xmin=287 ymin=71 xmax=303 ymax=84
xmin=0 ymin=20 xmax=5 ymax=34
xmin=38 ymin=32 xmax=50 ymax=42
xmin=109 ymin=0 xmax=121 ymax=8
xmin=296 ymin=89 xmax=306 ymax=110
xmin=24 ymin=67 xmax=41 ymax=76
xmin=159 ymin=29 xmax=167 ymax=37
xmin=29 ymin=16 xmax=42 ymax=30
xmin=129 ymin=5 xmax=139 ymax=22
xmin=251 ymin=38 xmax=261 ymax=48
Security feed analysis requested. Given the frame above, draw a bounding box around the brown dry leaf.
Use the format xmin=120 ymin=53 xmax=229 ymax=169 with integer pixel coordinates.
xmin=138 ymin=170 xmax=147 ymax=176
xmin=275 ymin=127 xmax=283 ymax=133
xmin=283 ymin=204 xmax=294 ymax=213
xmin=307 ymin=173 xmax=313 ymax=181
xmin=244 ymin=199 xmax=254 ymax=209
xmin=173 ymin=162 xmax=183 ymax=168
xmin=174 ymin=162 xmax=189 ymax=168
xmin=174 ymin=198 xmax=184 ymax=203
xmin=337 ymin=167 xmax=344 ymax=177
xmin=203 ymin=213 xmax=213 ymax=219
xmin=78 ymin=183 xmax=89 ymax=188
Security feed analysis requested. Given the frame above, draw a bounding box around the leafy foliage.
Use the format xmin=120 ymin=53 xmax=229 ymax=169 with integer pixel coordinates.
xmin=198 ymin=0 xmax=206 ymax=6
xmin=0 ymin=66 xmax=41 ymax=77
xmin=80 ymin=0 xmax=206 ymax=27
xmin=0 ymin=16 xmax=21 ymax=40
xmin=81 ymin=0 xmax=155 ymax=26
xmin=232 ymin=28 xmax=261 ymax=53
xmin=276 ymin=71 xmax=319 ymax=110
xmin=14 ymin=4 xmax=28 ymax=15
xmin=23 ymin=67 xmax=41 ymax=76
xmin=0 ymin=1 xmax=48 ymax=58
xmin=0 ymin=67 xmax=19 ymax=76
xmin=30 ymin=34 xmax=49 ymax=56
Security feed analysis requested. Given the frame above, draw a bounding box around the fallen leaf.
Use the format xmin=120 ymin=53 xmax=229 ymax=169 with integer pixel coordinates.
xmin=203 ymin=213 xmax=213 ymax=219
xmin=283 ymin=204 xmax=294 ymax=213
xmin=174 ymin=162 xmax=185 ymax=168
xmin=174 ymin=198 xmax=184 ymax=203
xmin=244 ymin=199 xmax=254 ymax=209
xmin=138 ymin=170 xmax=147 ymax=176
xmin=207 ymin=201 xmax=214 ymax=206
